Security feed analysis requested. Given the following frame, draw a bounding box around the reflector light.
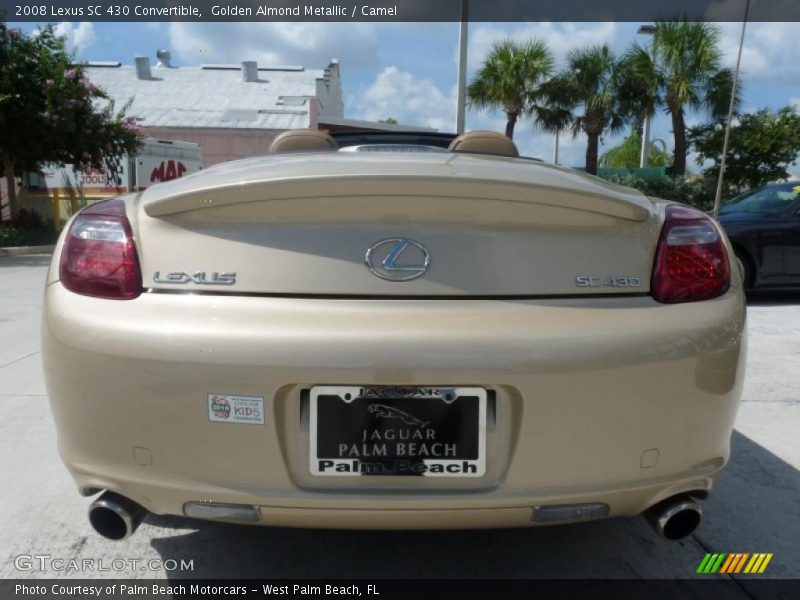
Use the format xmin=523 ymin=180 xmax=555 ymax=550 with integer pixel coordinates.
xmin=59 ymin=199 xmax=142 ymax=299
xmin=183 ymin=502 xmax=262 ymax=522
xmin=651 ymin=205 xmax=730 ymax=304
xmin=532 ymin=503 xmax=609 ymax=523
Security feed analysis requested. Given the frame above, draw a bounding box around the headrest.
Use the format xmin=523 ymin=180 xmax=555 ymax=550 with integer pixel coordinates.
xmin=448 ymin=131 xmax=519 ymax=158
xmin=269 ymin=129 xmax=338 ymax=154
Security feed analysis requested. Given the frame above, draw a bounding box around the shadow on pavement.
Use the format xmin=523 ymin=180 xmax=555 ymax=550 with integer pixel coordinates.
xmin=147 ymin=432 xmax=799 ymax=582
xmin=746 ymin=290 xmax=800 ymax=307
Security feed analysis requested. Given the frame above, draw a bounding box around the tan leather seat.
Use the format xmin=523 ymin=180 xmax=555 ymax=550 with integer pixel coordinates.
xmin=269 ymin=129 xmax=338 ymax=154
xmin=448 ymin=131 xmax=519 ymax=158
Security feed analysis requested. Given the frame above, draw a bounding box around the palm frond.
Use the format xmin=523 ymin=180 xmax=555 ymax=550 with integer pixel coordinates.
xmin=705 ymin=67 xmax=742 ymax=120
xmin=541 ymin=44 xmax=625 ymax=136
xmin=466 ymin=37 xmax=554 ymax=119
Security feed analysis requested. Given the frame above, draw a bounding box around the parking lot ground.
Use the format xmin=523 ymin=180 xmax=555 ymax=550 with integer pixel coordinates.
xmin=1 ymin=255 xmax=798 ymax=588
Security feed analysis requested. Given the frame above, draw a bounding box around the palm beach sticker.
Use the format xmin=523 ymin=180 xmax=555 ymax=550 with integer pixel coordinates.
xmin=208 ymin=394 xmax=265 ymax=424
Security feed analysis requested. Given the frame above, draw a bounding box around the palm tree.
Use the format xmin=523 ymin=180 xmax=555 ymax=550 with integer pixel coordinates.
xmin=616 ymin=42 xmax=661 ymax=147
xmin=537 ymin=44 xmax=625 ymax=175
xmin=467 ymin=39 xmax=554 ymax=139
xmin=599 ymin=133 xmax=671 ymax=168
xmin=623 ymin=20 xmax=739 ymax=176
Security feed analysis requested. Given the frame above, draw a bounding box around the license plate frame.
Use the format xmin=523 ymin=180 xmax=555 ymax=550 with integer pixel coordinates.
xmin=309 ymin=386 xmax=487 ymax=478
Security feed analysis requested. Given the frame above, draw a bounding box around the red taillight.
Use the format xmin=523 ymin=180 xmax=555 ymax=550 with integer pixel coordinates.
xmin=651 ymin=205 xmax=730 ymax=304
xmin=59 ymin=199 xmax=142 ymax=299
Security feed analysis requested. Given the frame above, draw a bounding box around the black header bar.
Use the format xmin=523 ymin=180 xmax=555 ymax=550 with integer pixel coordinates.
xmin=2 ymin=0 xmax=797 ymax=23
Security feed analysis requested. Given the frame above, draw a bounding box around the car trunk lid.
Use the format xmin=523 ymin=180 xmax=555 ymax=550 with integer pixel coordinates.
xmin=134 ymin=152 xmax=659 ymax=297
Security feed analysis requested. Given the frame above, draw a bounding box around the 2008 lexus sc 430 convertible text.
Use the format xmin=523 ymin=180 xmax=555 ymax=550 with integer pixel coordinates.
xmin=42 ymin=130 xmax=746 ymax=541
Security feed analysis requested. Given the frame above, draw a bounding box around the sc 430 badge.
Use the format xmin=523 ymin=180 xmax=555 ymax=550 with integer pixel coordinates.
xmin=576 ymin=276 xmax=642 ymax=288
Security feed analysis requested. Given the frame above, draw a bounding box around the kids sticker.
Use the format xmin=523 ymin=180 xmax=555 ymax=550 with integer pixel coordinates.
xmin=208 ymin=394 xmax=265 ymax=425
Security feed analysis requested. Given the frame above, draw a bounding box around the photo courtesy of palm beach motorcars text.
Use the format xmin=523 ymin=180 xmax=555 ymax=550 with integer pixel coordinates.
xmin=14 ymin=584 xmax=378 ymax=597
xmin=1 ymin=0 xmax=799 ymax=598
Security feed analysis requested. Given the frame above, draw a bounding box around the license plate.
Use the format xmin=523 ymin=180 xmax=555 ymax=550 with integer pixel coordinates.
xmin=310 ymin=386 xmax=486 ymax=477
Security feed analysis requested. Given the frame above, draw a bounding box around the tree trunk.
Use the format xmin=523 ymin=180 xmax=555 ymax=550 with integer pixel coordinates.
xmin=505 ymin=113 xmax=518 ymax=139
xmin=2 ymin=157 xmax=18 ymax=223
xmin=585 ymin=132 xmax=600 ymax=175
xmin=670 ymin=106 xmax=687 ymax=176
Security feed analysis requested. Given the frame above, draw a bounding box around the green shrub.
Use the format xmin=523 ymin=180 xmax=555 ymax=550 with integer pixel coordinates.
xmin=13 ymin=208 xmax=44 ymax=230
xmin=599 ymin=172 xmax=736 ymax=212
xmin=0 ymin=209 xmax=55 ymax=246
xmin=0 ymin=225 xmax=25 ymax=247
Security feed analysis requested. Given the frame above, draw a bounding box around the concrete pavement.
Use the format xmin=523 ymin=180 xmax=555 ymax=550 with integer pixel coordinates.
xmin=1 ymin=255 xmax=798 ymax=587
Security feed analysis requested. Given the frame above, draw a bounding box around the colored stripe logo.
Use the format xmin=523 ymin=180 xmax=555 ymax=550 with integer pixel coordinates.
xmin=697 ymin=553 xmax=773 ymax=574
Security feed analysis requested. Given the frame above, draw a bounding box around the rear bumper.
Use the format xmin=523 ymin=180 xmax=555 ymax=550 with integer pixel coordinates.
xmin=42 ymin=284 xmax=746 ymax=529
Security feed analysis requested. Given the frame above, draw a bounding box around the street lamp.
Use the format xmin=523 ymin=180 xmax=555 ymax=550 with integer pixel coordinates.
xmin=637 ymin=24 xmax=656 ymax=169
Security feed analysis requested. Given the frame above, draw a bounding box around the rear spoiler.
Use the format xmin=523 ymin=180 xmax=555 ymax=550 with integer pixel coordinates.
xmin=142 ymin=175 xmax=651 ymax=222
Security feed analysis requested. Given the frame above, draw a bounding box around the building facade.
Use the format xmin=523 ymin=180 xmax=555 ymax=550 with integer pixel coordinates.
xmin=83 ymin=52 xmax=431 ymax=167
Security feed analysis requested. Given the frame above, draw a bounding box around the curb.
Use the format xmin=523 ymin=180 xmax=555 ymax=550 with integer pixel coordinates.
xmin=0 ymin=245 xmax=55 ymax=257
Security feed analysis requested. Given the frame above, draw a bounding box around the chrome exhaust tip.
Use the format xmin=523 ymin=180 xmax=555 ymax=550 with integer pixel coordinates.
xmin=88 ymin=491 xmax=147 ymax=540
xmin=645 ymin=495 xmax=702 ymax=540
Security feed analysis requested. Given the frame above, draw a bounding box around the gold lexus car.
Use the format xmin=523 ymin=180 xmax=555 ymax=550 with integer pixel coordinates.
xmin=42 ymin=130 xmax=746 ymax=542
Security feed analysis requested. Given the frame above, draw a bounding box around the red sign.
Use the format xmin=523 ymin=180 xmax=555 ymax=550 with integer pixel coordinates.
xmin=150 ymin=160 xmax=188 ymax=183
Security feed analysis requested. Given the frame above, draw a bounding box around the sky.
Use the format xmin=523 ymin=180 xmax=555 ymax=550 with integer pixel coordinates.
xmin=17 ymin=20 xmax=800 ymax=169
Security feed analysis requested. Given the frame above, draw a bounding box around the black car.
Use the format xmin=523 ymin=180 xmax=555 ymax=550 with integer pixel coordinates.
xmin=718 ymin=182 xmax=800 ymax=289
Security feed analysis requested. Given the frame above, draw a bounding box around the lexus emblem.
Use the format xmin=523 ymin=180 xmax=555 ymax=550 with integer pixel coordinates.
xmin=365 ymin=238 xmax=430 ymax=281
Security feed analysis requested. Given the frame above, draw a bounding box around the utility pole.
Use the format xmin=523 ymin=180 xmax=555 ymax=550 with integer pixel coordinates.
xmin=637 ymin=24 xmax=656 ymax=169
xmin=553 ymin=129 xmax=560 ymax=164
xmin=713 ymin=0 xmax=750 ymax=219
xmin=455 ymin=0 xmax=468 ymax=134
